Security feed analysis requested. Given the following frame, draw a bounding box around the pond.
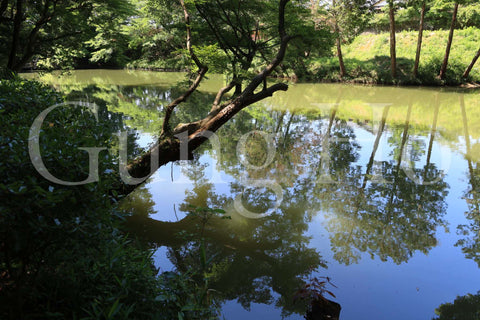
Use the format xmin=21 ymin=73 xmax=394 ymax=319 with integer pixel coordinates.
xmin=23 ymin=69 xmax=480 ymax=319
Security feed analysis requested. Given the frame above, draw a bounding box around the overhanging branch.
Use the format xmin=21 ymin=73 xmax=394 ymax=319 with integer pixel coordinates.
xmin=243 ymin=0 xmax=292 ymax=96
xmin=211 ymin=80 xmax=236 ymax=112
xmin=118 ymin=0 xmax=293 ymax=199
xmin=160 ymin=0 xmax=208 ymax=135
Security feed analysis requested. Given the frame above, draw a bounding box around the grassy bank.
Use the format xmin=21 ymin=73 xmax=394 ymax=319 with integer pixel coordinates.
xmin=309 ymin=28 xmax=480 ymax=86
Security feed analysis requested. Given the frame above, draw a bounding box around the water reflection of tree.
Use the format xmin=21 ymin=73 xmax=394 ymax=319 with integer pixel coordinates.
xmin=321 ymin=103 xmax=448 ymax=265
xmin=124 ymin=106 xmax=337 ymax=316
xmin=433 ymin=291 xmax=480 ymax=320
xmin=125 ymin=159 xmax=325 ymax=316
xmin=120 ymin=185 xmax=157 ymax=217
xmin=116 ymin=88 xmax=451 ymax=313
xmin=326 ymin=162 xmax=448 ymax=265
xmin=61 ymin=83 xmax=218 ymax=135
xmin=457 ymin=95 xmax=480 ymax=266
xmin=176 ymin=158 xmax=324 ymax=316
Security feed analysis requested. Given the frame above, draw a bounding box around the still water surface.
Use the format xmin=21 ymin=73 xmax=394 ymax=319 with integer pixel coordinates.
xmin=24 ymin=70 xmax=480 ymax=319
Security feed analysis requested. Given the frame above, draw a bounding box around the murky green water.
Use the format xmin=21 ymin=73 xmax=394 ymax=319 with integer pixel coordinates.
xmin=24 ymin=70 xmax=480 ymax=319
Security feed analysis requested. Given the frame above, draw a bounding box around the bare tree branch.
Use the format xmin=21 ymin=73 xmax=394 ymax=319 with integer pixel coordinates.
xmin=188 ymin=83 xmax=288 ymax=147
xmin=160 ymin=0 xmax=208 ymax=135
xmin=243 ymin=0 xmax=292 ymax=95
xmin=161 ymin=68 xmax=208 ymax=135
xmin=211 ymin=80 xmax=236 ymax=112
xmin=195 ymin=4 xmax=243 ymax=62
xmin=183 ymin=0 xmax=293 ymax=147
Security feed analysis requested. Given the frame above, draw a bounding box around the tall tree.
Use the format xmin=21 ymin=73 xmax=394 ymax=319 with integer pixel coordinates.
xmin=413 ymin=0 xmax=427 ymax=78
xmin=332 ymin=0 xmax=347 ymax=77
xmin=320 ymin=0 xmax=373 ymax=78
xmin=0 ymin=0 xmax=133 ymax=73
xmin=388 ymin=0 xmax=397 ymax=78
xmin=438 ymin=1 xmax=459 ymax=80
xmin=462 ymin=47 xmax=480 ymax=79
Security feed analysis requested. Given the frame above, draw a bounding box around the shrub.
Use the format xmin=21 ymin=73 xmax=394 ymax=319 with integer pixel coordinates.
xmin=0 ymin=77 xmax=218 ymax=319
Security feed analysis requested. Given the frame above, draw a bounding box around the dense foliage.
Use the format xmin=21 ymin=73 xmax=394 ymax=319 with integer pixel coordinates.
xmin=0 ymin=77 xmax=218 ymax=319
xmin=2 ymin=0 xmax=480 ymax=84
xmin=0 ymin=0 xmax=135 ymax=71
xmin=433 ymin=291 xmax=480 ymax=320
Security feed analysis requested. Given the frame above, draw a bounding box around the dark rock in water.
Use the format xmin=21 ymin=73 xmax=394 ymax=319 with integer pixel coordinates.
xmin=305 ymin=298 xmax=341 ymax=320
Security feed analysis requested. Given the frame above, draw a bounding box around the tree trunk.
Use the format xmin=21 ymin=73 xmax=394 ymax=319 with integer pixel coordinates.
xmin=461 ymin=95 xmax=471 ymax=162
xmin=413 ymin=2 xmax=426 ymax=78
xmin=7 ymin=0 xmax=23 ymax=72
xmin=332 ymin=0 xmax=346 ymax=78
xmin=362 ymin=105 xmax=390 ymax=189
xmin=460 ymin=95 xmax=480 ymax=214
xmin=389 ymin=1 xmax=397 ymax=79
xmin=234 ymin=82 xmax=242 ymax=95
xmin=336 ymin=32 xmax=346 ymax=78
xmin=439 ymin=3 xmax=459 ymax=80
xmin=463 ymin=47 xmax=480 ymax=79
xmin=426 ymin=98 xmax=439 ymax=166
xmin=398 ymin=103 xmax=412 ymax=166
xmin=386 ymin=102 xmax=412 ymax=218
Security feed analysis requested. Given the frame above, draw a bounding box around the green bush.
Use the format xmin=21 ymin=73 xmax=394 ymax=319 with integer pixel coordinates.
xmin=0 ymin=78 xmax=218 ymax=319
xmin=0 ymin=77 xmax=159 ymax=318
xmin=458 ymin=4 xmax=480 ymax=28
xmin=308 ymin=57 xmax=342 ymax=82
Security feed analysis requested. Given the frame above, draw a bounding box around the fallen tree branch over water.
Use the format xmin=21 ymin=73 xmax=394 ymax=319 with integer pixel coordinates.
xmin=119 ymin=0 xmax=293 ymax=198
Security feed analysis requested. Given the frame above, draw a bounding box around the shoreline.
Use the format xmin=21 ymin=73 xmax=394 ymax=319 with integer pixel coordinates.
xmin=19 ymin=67 xmax=480 ymax=90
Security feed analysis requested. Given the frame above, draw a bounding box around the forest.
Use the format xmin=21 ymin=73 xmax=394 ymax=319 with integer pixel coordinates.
xmin=2 ymin=0 xmax=480 ymax=84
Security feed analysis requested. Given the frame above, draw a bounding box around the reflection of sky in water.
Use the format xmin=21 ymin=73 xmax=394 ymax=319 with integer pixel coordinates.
xmin=309 ymin=156 xmax=477 ymax=320
xmin=135 ymin=124 xmax=480 ymax=320
xmin=135 ymin=132 xmax=155 ymax=150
